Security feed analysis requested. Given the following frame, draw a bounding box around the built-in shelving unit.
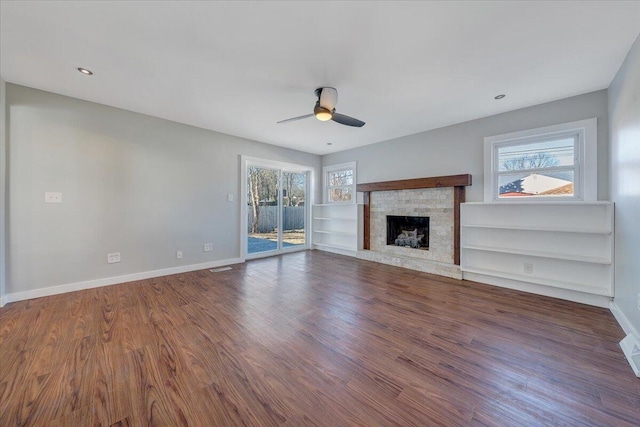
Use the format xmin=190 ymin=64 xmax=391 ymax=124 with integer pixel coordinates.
xmin=312 ymin=203 xmax=362 ymax=256
xmin=460 ymin=202 xmax=614 ymax=305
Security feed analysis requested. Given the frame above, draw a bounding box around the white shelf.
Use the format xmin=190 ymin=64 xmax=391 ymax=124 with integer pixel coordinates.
xmin=312 ymin=217 xmax=357 ymax=221
xmin=313 ymin=230 xmax=356 ymax=237
xmin=461 ymin=266 xmax=612 ymax=297
xmin=313 ymin=203 xmax=363 ymax=207
xmin=463 ymin=201 xmax=612 ymax=206
xmin=313 ymin=242 xmax=355 ymax=251
xmin=312 ymin=203 xmax=361 ymax=254
xmin=461 ymin=245 xmax=611 ymax=265
xmin=461 ymin=224 xmax=611 ymax=235
xmin=460 ymin=202 xmax=614 ymax=303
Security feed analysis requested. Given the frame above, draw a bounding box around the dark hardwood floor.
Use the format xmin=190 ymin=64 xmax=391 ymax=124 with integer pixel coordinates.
xmin=1 ymin=251 xmax=638 ymax=426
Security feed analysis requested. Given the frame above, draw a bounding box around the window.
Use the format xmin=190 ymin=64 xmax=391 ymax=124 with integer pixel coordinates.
xmin=484 ymin=118 xmax=597 ymax=202
xmin=324 ymin=162 xmax=356 ymax=203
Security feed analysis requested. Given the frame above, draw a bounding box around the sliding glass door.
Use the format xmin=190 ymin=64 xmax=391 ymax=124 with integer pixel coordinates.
xmin=243 ymin=158 xmax=311 ymax=258
xmin=247 ymin=165 xmax=280 ymax=254
xmin=282 ymin=171 xmax=307 ymax=248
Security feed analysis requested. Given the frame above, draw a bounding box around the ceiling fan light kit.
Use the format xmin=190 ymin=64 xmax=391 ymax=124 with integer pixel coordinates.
xmin=314 ymin=103 xmax=333 ymax=121
xmin=278 ymin=87 xmax=365 ymax=127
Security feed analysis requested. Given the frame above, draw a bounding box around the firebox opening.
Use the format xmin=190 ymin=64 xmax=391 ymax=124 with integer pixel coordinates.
xmin=386 ymin=215 xmax=429 ymax=250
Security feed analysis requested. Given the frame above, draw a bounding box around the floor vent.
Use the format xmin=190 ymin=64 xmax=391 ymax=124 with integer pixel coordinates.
xmin=210 ymin=267 xmax=232 ymax=273
xmin=620 ymin=333 xmax=640 ymax=377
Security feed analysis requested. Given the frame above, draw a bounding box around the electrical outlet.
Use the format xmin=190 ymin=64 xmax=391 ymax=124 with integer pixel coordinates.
xmin=176 ymin=251 xmax=183 ymax=259
xmin=204 ymin=243 xmax=213 ymax=252
xmin=45 ymin=192 xmax=62 ymax=203
xmin=107 ymin=252 xmax=121 ymax=264
xmin=523 ymin=263 xmax=533 ymax=274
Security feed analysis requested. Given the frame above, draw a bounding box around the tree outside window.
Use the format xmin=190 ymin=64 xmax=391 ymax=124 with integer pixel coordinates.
xmin=324 ymin=162 xmax=356 ymax=203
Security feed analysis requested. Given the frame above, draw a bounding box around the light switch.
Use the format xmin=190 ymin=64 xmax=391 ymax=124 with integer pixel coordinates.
xmin=227 ymin=194 xmax=234 ymax=202
xmin=45 ymin=192 xmax=62 ymax=203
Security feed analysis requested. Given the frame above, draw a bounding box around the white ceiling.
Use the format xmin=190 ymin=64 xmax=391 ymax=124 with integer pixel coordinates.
xmin=1 ymin=1 xmax=639 ymax=155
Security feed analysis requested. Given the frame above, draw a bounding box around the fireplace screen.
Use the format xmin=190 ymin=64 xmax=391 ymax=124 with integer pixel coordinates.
xmin=386 ymin=215 xmax=429 ymax=249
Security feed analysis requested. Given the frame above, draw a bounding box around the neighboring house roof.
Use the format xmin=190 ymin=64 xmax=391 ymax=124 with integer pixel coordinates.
xmin=500 ymin=173 xmax=572 ymax=196
xmin=500 ymin=192 xmax=535 ymax=197
xmin=539 ymin=183 xmax=574 ymax=195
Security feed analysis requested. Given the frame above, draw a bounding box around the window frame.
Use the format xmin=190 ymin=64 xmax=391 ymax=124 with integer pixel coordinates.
xmin=323 ymin=161 xmax=357 ymax=204
xmin=484 ymin=118 xmax=597 ymax=202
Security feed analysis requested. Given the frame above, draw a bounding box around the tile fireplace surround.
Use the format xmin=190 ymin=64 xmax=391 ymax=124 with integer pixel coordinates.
xmin=356 ymin=175 xmax=471 ymax=279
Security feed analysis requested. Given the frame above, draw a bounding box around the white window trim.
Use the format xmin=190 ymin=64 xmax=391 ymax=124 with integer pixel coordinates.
xmin=323 ymin=161 xmax=357 ymax=204
xmin=483 ymin=118 xmax=597 ymax=202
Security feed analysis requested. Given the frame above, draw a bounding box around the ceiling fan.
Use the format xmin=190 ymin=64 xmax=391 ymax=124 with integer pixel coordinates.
xmin=277 ymin=87 xmax=365 ymax=127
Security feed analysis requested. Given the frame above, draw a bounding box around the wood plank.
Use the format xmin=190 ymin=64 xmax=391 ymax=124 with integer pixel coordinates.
xmin=363 ymin=191 xmax=370 ymax=250
xmin=0 ymin=251 xmax=636 ymax=426
xmin=453 ymin=185 xmax=465 ymax=265
xmin=356 ymin=174 xmax=472 ymax=192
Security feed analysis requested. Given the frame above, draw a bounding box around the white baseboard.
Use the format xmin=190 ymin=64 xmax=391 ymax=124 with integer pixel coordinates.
xmin=3 ymin=257 xmax=245 ymax=305
xmin=463 ymin=271 xmax=612 ymax=308
xmin=619 ymin=333 xmax=640 ymax=377
xmin=610 ymin=301 xmax=640 ymax=339
xmin=609 ymin=302 xmax=640 ymax=377
xmin=0 ymin=295 xmax=4 ymax=308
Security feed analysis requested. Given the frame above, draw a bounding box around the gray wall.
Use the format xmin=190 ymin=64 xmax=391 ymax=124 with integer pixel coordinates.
xmin=323 ymin=90 xmax=610 ymax=202
xmin=609 ymin=35 xmax=640 ymax=335
xmin=0 ymin=77 xmax=6 ymax=302
xmin=6 ymin=84 xmax=321 ymax=294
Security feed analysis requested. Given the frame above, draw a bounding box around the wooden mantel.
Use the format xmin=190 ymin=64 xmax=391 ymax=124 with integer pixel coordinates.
xmin=356 ymin=174 xmax=472 ymax=265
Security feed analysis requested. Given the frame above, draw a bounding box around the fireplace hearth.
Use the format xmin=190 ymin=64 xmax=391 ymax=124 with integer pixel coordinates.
xmin=386 ymin=215 xmax=429 ymax=249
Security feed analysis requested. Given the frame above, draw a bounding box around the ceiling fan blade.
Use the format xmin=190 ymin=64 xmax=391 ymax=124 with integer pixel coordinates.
xmin=319 ymin=87 xmax=338 ymax=110
xmin=331 ymin=113 xmax=365 ymax=127
xmin=277 ymin=113 xmax=314 ymax=124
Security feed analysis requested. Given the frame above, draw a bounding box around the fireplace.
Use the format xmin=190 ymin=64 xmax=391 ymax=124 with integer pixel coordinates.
xmin=386 ymin=215 xmax=429 ymax=249
xmin=356 ymin=175 xmax=471 ymax=279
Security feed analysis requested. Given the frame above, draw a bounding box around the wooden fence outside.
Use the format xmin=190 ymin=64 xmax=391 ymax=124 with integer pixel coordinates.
xmin=248 ymin=206 xmax=305 ymax=233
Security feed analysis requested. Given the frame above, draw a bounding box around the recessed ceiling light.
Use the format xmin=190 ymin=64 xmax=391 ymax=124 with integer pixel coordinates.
xmin=77 ymin=67 xmax=93 ymax=76
xmin=494 ymin=94 xmax=506 ymax=100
